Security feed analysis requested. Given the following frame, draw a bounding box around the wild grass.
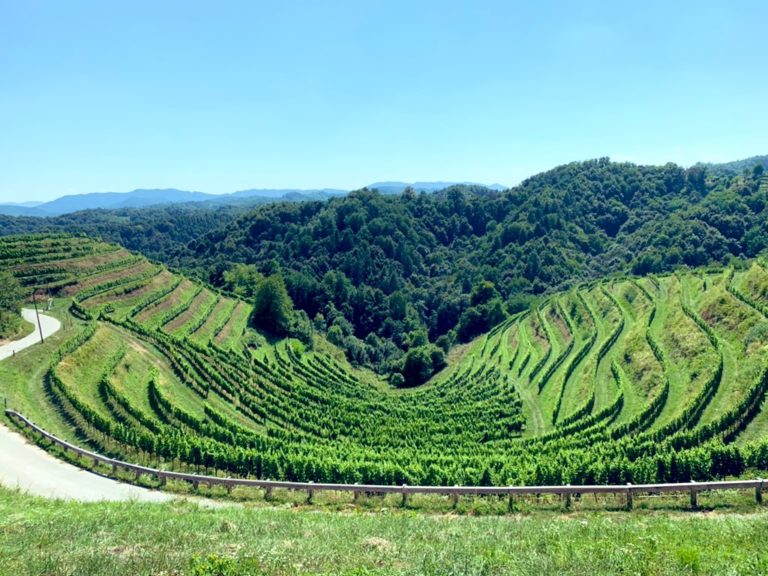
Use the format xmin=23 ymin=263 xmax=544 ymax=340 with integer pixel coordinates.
xmin=0 ymin=317 xmax=35 ymax=345
xmin=0 ymin=299 xmax=89 ymax=441
xmin=1 ymin=487 xmax=767 ymax=576
xmin=55 ymin=324 xmax=124 ymax=420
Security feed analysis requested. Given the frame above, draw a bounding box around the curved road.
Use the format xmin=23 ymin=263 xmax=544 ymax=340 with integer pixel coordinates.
xmin=0 ymin=308 xmax=60 ymax=361
xmin=0 ymin=308 xmax=173 ymax=502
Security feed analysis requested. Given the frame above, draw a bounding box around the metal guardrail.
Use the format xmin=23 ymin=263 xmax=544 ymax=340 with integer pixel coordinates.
xmin=6 ymin=409 xmax=765 ymax=508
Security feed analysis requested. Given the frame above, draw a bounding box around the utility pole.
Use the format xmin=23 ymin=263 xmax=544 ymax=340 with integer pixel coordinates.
xmin=32 ymin=287 xmax=44 ymax=344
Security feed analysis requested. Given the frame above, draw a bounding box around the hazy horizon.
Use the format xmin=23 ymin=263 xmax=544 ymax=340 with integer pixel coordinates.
xmin=1 ymin=1 xmax=766 ymax=203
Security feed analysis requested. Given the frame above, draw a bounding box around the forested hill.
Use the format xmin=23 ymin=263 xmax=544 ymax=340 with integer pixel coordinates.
xmin=0 ymin=203 xmax=245 ymax=263
xmin=705 ymin=155 xmax=768 ymax=176
xmin=1 ymin=158 xmax=766 ymax=376
xmin=177 ymin=159 xmax=767 ymax=374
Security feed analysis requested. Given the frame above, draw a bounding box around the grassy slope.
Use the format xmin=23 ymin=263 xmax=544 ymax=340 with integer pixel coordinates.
xmin=732 ymin=263 xmax=768 ymax=445
xmin=0 ymin=317 xmax=35 ymax=346
xmin=214 ymin=300 xmax=253 ymax=353
xmin=190 ymin=297 xmax=237 ymax=345
xmin=1 ymin=487 xmax=767 ymax=576
xmin=0 ymin=298 xmax=89 ymax=441
xmin=607 ymin=282 xmax=647 ymax=422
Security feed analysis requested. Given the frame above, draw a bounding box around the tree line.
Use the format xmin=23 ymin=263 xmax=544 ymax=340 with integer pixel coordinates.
xmin=1 ymin=159 xmax=767 ymax=381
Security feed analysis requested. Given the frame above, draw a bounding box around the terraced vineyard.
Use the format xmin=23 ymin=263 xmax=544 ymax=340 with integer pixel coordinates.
xmin=2 ymin=233 xmax=768 ymax=487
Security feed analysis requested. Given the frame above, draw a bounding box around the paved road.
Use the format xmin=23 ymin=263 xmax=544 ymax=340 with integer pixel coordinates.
xmin=0 ymin=308 xmax=174 ymax=502
xmin=0 ymin=308 xmax=60 ymax=361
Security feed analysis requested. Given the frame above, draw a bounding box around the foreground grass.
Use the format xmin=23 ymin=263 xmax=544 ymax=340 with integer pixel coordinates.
xmin=1 ymin=488 xmax=767 ymax=576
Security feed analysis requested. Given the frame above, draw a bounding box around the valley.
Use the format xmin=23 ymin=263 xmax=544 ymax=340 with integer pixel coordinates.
xmin=2 ymin=233 xmax=767 ymax=492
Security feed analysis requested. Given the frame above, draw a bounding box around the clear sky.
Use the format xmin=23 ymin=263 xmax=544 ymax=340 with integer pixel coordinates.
xmin=1 ymin=1 xmax=767 ymax=203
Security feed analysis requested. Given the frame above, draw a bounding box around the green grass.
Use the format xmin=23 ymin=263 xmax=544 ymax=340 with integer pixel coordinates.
xmin=559 ymin=292 xmax=600 ymax=420
xmin=190 ymin=297 xmax=238 ymax=345
xmin=0 ymin=317 xmax=35 ymax=344
xmin=164 ymin=289 xmax=218 ymax=337
xmin=653 ymin=278 xmax=716 ymax=428
xmin=135 ymin=279 xmax=198 ymax=327
xmin=55 ymin=324 xmax=125 ymax=420
xmin=98 ymin=269 xmax=178 ymax=320
xmin=0 ymin=299 xmax=89 ymax=442
xmin=1 ymin=487 xmax=768 ymax=576
xmin=214 ymin=300 xmax=253 ymax=352
xmin=604 ymin=285 xmax=649 ymax=423
xmin=110 ymin=346 xmax=163 ymax=423
xmin=689 ymin=275 xmax=765 ymax=427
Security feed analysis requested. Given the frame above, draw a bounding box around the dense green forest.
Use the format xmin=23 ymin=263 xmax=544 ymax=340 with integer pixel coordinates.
xmin=1 ymin=158 xmax=767 ymax=379
xmin=704 ymin=155 xmax=768 ymax=176
xmin=0 ymin=203 xmax=244 ymax=264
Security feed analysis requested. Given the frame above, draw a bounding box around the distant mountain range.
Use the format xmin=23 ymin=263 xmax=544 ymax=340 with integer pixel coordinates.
xmin=0 ymin=182 xmax=506 ymax=217
xmin=0 ymin=188 xmax=351 ymax=217
xmin=2 ymin=201 xmax=44 ymax=207
xmin=366 ymin=181 xmax=507 ymax=194
xmin=3 ymin=154 xmax=767 ymax=219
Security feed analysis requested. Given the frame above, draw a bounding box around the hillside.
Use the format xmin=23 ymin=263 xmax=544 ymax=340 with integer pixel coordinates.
xmin=0 ymin=204 xmax=247 ymax=264
xmin=2 ymin=234 xmax=768 ymax=490
xmin=0 ymin=181 xmax=504 ymax=217
xmin=2 ymin=159 xmax=767 ymax=379
xmin=176 ymin=159 xmax=768 ymax=374
xmin=0 ymin=188 xmax=347 ymax=217
xmin=706 ymin=155 xmax=768 ymax=176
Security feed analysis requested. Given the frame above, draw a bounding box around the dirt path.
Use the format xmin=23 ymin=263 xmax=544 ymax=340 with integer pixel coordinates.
xmin=0 ymin=309 xmax=175 ymax=502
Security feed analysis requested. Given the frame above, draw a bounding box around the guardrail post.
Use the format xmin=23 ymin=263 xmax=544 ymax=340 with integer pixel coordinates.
xmin=401 ymin=484 xmax=408 ymax=507
xmin=226 ymin=483 xmax=233 ymax=495
xmin=451 ymin=486 xmax=459 ymax=509
xmin=158 ymin=474 xmax=167 ymax=487
xmin=626 ymin=483 xmax=633 ymax=511
xmin=135 ymin=470 xmax=142 ymax=482
xmin=757 ymin=479 xmax=764 ymax=505
xmin=507 ymin=490 xmax=515 ymax=512
xmin=690 ymin=481 xmax=698 ymax=510
xmin=565 ymin=485 xmax=572 ymax=510
xmin=265 ymin=485 xmax=273 ymax=501
xmin=307 ymin=481 xmax=314 ymax=504
xmin=353 ymin=482 xmax=361 ymax=503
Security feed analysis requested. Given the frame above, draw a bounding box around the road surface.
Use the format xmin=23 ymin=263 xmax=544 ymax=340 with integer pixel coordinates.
xmin=0 ymin=308 xmax=174 ymax=502
xmin=0 ymin=308 xmax=60 ymax=361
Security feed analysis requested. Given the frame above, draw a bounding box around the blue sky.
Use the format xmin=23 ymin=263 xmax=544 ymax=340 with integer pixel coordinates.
xmin=1 ymin=1 xmax=766 ymax=202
